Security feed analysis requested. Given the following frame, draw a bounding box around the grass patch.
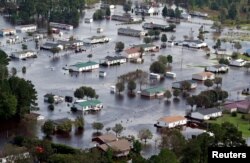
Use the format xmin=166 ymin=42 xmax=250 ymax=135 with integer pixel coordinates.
xmin=239 ymin=55 xmax=250 ymax=61
xmin=208 ymin=113 xmax=250 ymax=137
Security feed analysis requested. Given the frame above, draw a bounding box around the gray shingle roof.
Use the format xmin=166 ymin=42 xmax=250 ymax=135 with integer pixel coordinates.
xmin=197 ymin=108 xmax=221 ymax=115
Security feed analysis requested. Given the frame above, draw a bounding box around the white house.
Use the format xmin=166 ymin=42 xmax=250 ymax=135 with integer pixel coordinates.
xmin=118 ymin=28 xmax=146 ymax=37
xmin=229 ymin=59 xmax=247 ymax=67
xmin=133 ymin=44 xmax=159 ymax=52
xmin=69 ymin=61 xmax=99 ymax=72
xmin=0 ymin=28 xmax=16 ymax=36
xmin=11 ymin=50 xmax=37 ymax=59
xmin=73 ymin=99 xmax=103 ymax=111
xmin=40 ymin=42 xmax=64 ymax=50
xmin=156 ymin=115 xmax=187 ymax=128
xmin=83 ymin=35 xmax=110 ymax=44
xmin=15 ymin=24 xmax=37 ymax=33
xmin=49 ymin=22 xmax=73 ymax=30
xmin=122 ymin=47 xmax=141 ymax=59
xmin=192 ymin=72 xmax=215 ymax=81
xmin=205 ymin=64 xmax=229 ymax=73
xmin=101 ymin=56 xmax=127 ymax=66
xmin=190 ymin=108 xmax=222 ymax=120
xmin=183 ymin=40 xmax=207 ymax=48
xmin=172 ymin=80 xmax=197 ymax=89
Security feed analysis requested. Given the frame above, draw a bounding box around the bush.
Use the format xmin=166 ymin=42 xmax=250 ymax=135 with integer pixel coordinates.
xmin=241 ymin=114 xmax=245 ymax=120
xmin=231 ymin=112 xmax=237 ymax=117
xmin=48 ymin=104 xmax=54 ymax=111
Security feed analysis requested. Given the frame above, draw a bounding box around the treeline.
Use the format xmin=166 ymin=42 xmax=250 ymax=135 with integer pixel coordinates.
xmin=0 ymin=50 xmax=37 ymax=120
xmin=0 ymin=0 xmax=98 ymax=27
xmin=188 ymin=0 xmax=250 ymax=23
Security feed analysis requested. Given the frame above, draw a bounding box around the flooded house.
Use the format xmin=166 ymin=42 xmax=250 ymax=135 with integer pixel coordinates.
xmin=192 ymin=72 xmax=215 ymax=81
xmin=223 ymin=100 xmax=250 ymax=114
xmin=57 ymin=40 xmax=84 ymax=49
xmin=100 ymin=56 xmax=127 ymax=66
xmin=117 ymin=27 xmax=146 ymax=37
xmin=111 ymin=14 xmax=137 ymax=22
xmin=141 ymin=86 xmax=166 ymax=98
xmin=72 ymin=99 xmax=103 ymax=111
xmin=142 ymin=22 xmax=174 ymax=31
xmin=205 ymin=64 xmax=229 ymax=73
xmin=83 ymin=35 xmax=110 ymax=44
xmin=15 ymin=24 xmax=37 ymax=33
xmin=69 ymin=61 xmax=99 ymax=72
xmin=155 ymin=115 xmax=187 ymax=128
xmin=172 ymin=80 xmax=197 ymax=89
xmin=133 ymin=44 xmax=159 ymax=52
xmin=100 ymin=3 xmax=115 ymax=9
xmin=229 ymin=59 xmax=247 ymax=67
xmin=44 ymin=93 xmax=64 ymax=104
xmin=0 ymin=28 xmax=16 ymax=36
xmin=84 ymin=18 xmax=93 ymax=23
xmin=122 ymin=47 xmax=142 ymax=59
xmin=40 ymin=42 xmax=64 ymax=50
xmin=49 ymin=22 xmax=73 ymax=30
xmin=183 ymin=40 xmax=207 ymax=48
xmin=11 ymin=50 xmax=37 ymax=59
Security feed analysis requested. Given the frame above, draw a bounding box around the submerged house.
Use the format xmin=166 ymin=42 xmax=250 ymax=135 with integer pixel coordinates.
xmin=11 ymin=50 xmax=37 ymax=59
xmin=205 ymin=64 xmax=229 ymax=73
xmin=172 ymin=80 xmax=197 ymax=89
xmin=83 ymin=35 xmax=110 ymax=44
xmin=69 ymin=61 xmax=99 ymax=72
xmin=122 ymin=47 xmax=142 ymax=59
xmin=40 ymin=42 xmax=64 ymax=50
xmin=0 ymin=28 xmax=16 ymax=36
xmin=49 ymin=22 xmax=73 ymax=30
xmin=15 ymin=24 xmax=37 ymax=33
xmin=190 ymin=108 xmax=222 ymax=120
xmin=133 ymin=44 xmax=159 ymax=52
xmin=73 ymin=99 xmax=103 ymax=111
xmin=100 ymin=56 xmax=127 ymax=66
xmin=142 ymin=23 xmax=175 ymax=31
xmin=192 ymin=72 xmax=215 ymax=81
xmin=229 ymin=59 xmax=247 ymax=67
xmin=118 ymin=28 xmax=146 ymax=37
xmin=223 ymin=100 xmax=250 ymax=113
xmin=155 ymin=115 xmax=187 ymax=128
xmin=141 ymin=86 xmax=166 ymax=98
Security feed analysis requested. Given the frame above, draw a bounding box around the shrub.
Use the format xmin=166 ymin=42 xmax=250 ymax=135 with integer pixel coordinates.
xmin=48 ymin=104 xmax=54 ymax=111
xmin=241 ymin=114 xmax=245 ymax=120
xmin=231 ymin=112 xmax=237 ymax=117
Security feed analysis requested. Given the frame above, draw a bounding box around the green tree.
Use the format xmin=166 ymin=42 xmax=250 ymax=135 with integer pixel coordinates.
xmin=158 ymin=55 xmax=168 ymax=65
xmin=92 ymin=122 xmax=104 ymax=132
xmin=115 ymin=41 xmax=125 ymax=52
xmin=214 ymin=77 xmax=222 ymax=87
xmin=127 ymin=80 xmax=136 ymax=93
xmin=149 ymin=61 xmax=166 ymax=74
xmin=74 ymin=88 xmax=84 ymax=99
xmin=0 ymin=92 xmax=17 ymax=120
xmin=215 ymin=39 xmax=221 ymax=49
xmin=75 ymin=116 xmax=84 ymax=130
xmin=116 ymin=82 xmax=125 ymax=94
xmin=181 ymin=81 xmax=191 ymax=91
xmin=149 ymin=148 xmax=178 ymax=163
xmin=57 ymin=120 xmax=72 ymax=133
xmin=123 ymin=1 xmax=132 ymax=13
xmin=167 ymin=55 xmax=173 ymax=65
xmin=234 ymin=42 xmax=242 ymax=52
xmin=22 ymin=44 xmax=28 ymax=50
xmin=173 ymin=89 xmax=181 ymax=99
xmin=112 ymin=123 xmax=124 ymax=136
xmin=162 ymin=5 xmax=168 ymax=18
xmin=143 ymin=37 xmax=152 ymax=44
xmin=106 ymin=7 xmax=111 ymax=17
xmin=22 ymin=66 xmax=26 ymax=74
xmin=11 ymin=67 xmax=17 ymax=76
xmin=186 ymin=96 xmax=196 ymax=110
xmin=219 ymin=58 xmax=230 ymax=65
xmin=51 ymin=47 xmax=60 ymax=58
xmin=161 ymin=34 xmax=167 ymax=43
xmin=138 ymin=129 xmax=153 ymax=144
xmin=133 ymin=140 xmax=142 ymax=154
xmin=232 ymin=52 xmax=239 ymax=59
xmin=164 ymin=90 xmax=172 ymax=101
xmin=87 ymin=54 xmax=93 ymax=61
xmin=228 ymin=3 xmax=238 ymax=20
xmin=204 ymin=79 xmax=214 ymax=89
xmin=93 ymin=9 xmax=105 ymax=20
xmin=42 ymin=120 xmax=54 ymax=137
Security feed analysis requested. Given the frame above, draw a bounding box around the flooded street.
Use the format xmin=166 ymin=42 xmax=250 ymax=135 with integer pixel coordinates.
xmin=1 ymin=4 xmax=250 ymax=157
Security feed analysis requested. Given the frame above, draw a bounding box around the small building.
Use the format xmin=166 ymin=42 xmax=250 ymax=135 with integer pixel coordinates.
xmin=223 ymin=100 xmax=250 ymax=114
xmin=44 ymin=93 xmax=64 ymax=104
xmin=229 ymin=59 xmax=246 ymax=67
xmin=111 ymin=14 xmax=136 ymax=22
xmin=192 ymin=72 xmax=215 ymax=81
xmin=69 ymin=61 xmax=99 ymax=72
xmin=223 ymin=102 xmax=238 ymax=113
xmin=118 ymin=28 xmax=146 ymax=37
xmin=172 ymin=80 xmax=197 ymax=89
xmin=122 ymin=47 xmax=141 ymax=59
xmin=0 ymin=28 xmax=16 ymax=36
xmin=15 ymin=24 xmax=37 ymax=33
xmin=149 ymin=73 xmax=161 ymax=80
xmin=97 ymin=28 xmax=103 ymax=33
xmin=110 ymin=85 xmax=116 ymax=93
xmin=100 ymin=56 xmax=127 ymax=66
xmin=11 ymin=50 xmax=37 ymax=59
xmin=99 ymin=71 xmax=107 ymax=77
xmin=100 ymin=3 xmax=115 ymax=9
xmin=40 ymin=42 xmax=64 ymax=50
xmin=183 ymin=40 xmax=207 ymax=48
xmin=83 ymin=35 xmax=110 ymax=44
xmin=92 ymin=133 xmax=117 ymax=144
xmin=141 ymin=86 xmax=166 ymax=98
xmin=133 ymin=44 xmax=159 ymax=52
xmin=49 ymin=22 xmax=73 ymax=30
xmin=142 ymin=23 xmax=174 ymax=31
xmin=156 ymin=115 xmax=187 ymax=128
xmin=165 ymin=72 xmax=176 ymax=78
xmin=57 ymin=40 xmax=84 ymax=49
xmin=73 ymin=99 xmax=103 ymax=111
xmin=85 ymin=18 xmax=93 ymax=23
xmin=205 ymin=64 xmax=229 ymax=73
xmin=190 ymin=108 xmax=222 ymax=120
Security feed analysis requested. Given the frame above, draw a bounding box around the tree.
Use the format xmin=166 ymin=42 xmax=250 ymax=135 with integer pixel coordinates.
xmin=149 ymin=148 xmax=178 ymax=163
xmin=106 ymin=7 xmax=111 ymax=17
xmin=93 ymin=9 xmax=105 ymax=20
xmin=42 ymin=120 xmax=54 ymax=137
xmin=158 ymin=55 xmax=168 ymax=65
xmin=116 ymin=82 xmax=125 ymax=94
xmin=138 ymin=129 xmax=153 ymax=144
xmin=87 ymin=54 xmax=93 ymax=61
xmin=127 ymin=80 xmax=136 ymax=93
xmin=75 ymin=116 xmax=84 ymax=130
xmin=162 ymin=5 xmax=168 ymax=18
xmin=115 ymin=42 xmax=125 ymax=52
xmin=234 ymin=42 xmax=242 ymax=52
xmin=22 ymin=66 xmax=26 ymax=74
xmin=133 ymin=140 xmax=142 ymax=154
xmin=219 ymin=58 xmax=230 ymax=65
xmin=214 ymin=77 xmax=222 ymax=87
xmin=204 ymin=79 xmax=214 ymax=89
xmin=57 ymin=120 xmax=72 ymax=133
xmin=228 ymin=3 xmax=238 ymax=20
xmin=47 ymin=95 xmax=54 ymax=104
xmin=164 ymin=90 xmax=172 ymax=101
xmin=11 ymin=67 xmax=17 ymax=76
xmin=186 ymin=96 xmax=196 ymax=110
xmin=22 ymin=44 xmax=27 ymax=50
xmin=112 ymin=123 xmax=124 ymax=136
xmin=92 ymin=122 xmax=104 ymax=132
xmin=51 ymin=47 xmax=60 ymax=58
xmin=149 ymin=61 xmax=166 ymax=74
xmin=161 ymin=34 xmax=167 ymax=43
xmin=143 ymin=37 xmax=152 ymax=44
xmin=167 ymin=55 xmax=173 ymax=65
xmin=181 ymin=81 xmax=191 ymax=91
xmin=173 ymin=89 xmax=180 ymax=99
xmin=0 ymin=92 xmax=17 ymax=120
xmin=123 ymin=1 xmax=132 ymax=13
xmin=74 ymin=88 xmax=84 ymax=99
xmin=215 ymin=39 xmax=221 ymax=49
xmin=170 ymin=35 xmax=176 ymax=41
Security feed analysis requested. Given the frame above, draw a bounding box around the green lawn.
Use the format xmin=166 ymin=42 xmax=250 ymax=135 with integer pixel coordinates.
xmin=208 ymin=113 xmax=250 ymax=137
xmin=239 ymin=55 xmax=250 ymax=61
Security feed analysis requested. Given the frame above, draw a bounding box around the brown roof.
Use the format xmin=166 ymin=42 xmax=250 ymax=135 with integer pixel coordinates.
xmin=98 ymin=139 xmax=131 ymax=152
xmin=93 ymin=133 xmax=117 ymax=144
xmin=124 ymin=47 xmax=140 ymax=54
xmin=195 ymin=72 xmax=214 ymax=77
xmin=158 ymin=115 xmax=186 ymax=123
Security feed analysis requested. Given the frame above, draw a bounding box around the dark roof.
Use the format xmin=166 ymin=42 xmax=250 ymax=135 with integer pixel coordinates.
xmin=173 ymin=80 xmax=197 ymax=85
xmin=105 ymin=56 xmax=126 ymax=61
xmin=196 ymin=108 xmax=221 ymax=115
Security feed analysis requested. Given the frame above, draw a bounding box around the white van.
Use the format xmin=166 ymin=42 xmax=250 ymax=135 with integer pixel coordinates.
xmin=165 ymin=72 xmax=176 ymax=78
